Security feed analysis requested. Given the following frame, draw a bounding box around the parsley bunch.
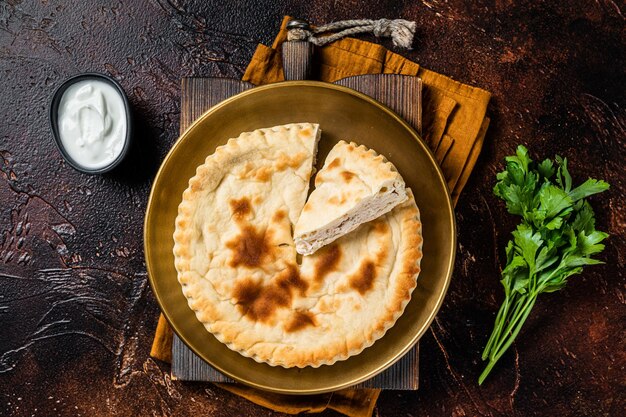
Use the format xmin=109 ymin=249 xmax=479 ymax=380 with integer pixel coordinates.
xmin=479 ymin=145 xmax=609 ymax=385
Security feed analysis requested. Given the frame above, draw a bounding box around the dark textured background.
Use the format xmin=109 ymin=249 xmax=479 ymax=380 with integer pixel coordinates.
xmin=1 ymin=1 xmax=624 ymax=416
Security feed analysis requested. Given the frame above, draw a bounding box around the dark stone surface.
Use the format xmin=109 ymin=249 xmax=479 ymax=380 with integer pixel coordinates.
xmin=1 ymin=1 xmax=624 ymax=416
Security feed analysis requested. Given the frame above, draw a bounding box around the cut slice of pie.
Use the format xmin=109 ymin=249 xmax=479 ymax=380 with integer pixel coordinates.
xmin=294 ymin=140 xmax=408 ymax=255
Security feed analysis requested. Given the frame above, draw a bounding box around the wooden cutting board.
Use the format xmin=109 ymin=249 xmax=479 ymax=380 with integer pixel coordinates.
xmin=171 ymin=41 xmax=423 ymax=389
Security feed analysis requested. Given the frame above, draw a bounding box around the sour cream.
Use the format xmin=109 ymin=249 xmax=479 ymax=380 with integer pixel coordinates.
xmin=57 ymin=79 xmax=127 ymax=170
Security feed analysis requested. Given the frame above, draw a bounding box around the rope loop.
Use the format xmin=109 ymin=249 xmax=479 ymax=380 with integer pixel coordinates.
xmin=286 ymin=18 xmax=416 ymax=49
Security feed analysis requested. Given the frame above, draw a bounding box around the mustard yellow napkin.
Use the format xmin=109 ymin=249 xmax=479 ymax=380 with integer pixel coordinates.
xmin=151 ymin=16 xmax=491 ymax=417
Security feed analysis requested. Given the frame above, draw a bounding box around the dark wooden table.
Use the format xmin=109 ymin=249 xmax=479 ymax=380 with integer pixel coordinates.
xmin=1 ymin=1 xmax=624 ymax=416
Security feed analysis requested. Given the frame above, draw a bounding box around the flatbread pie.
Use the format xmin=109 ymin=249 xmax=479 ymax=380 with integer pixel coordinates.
xmin=173 ymin=124 xmax=423 ymax=368
xmin=294 ymin=140 xmax=408 ymax=255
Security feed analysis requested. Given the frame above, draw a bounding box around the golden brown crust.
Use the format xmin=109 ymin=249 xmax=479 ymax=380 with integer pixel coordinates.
xmin=173 ymin=127 xmax=422 ymax=368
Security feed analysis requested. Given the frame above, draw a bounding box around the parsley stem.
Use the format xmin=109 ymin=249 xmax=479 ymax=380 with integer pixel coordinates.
xmin=490 ymin=293 xmax=537 ymax=359
xmin=483 ymin=292 xmax=523 ymax=361
xmin=482 ymin=296 xmax=510 ymax=360
xmin=479 ymin=295 xmax=537 ymax=385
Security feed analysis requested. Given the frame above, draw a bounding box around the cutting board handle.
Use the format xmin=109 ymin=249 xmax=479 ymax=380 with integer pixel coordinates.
xmin=282 ymin=19 xmax=314 ymax=81
xmin=282 ymin=41 xmax=314 ymax=81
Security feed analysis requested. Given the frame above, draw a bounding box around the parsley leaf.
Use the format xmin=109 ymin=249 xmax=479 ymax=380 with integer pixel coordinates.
xmin=571 ymin=201 xmax=595 ymax=233
xmin=537 ymin=159 xmax=555 ymax=179
xmin=569 ymin=178 xmax=610 ymax=202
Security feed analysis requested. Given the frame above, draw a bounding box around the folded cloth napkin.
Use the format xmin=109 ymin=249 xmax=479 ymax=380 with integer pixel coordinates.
xmin=151 ymin=16 xmax=491 ymax=417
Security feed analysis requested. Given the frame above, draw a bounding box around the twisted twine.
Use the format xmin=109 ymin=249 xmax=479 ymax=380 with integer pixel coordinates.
xmin=287 ymin=18 xmax=416 ymax=49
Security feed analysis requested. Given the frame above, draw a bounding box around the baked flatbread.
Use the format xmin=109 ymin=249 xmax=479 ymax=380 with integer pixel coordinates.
xmin=294 ymin=141 xmax=408 ymax=255
xmin=174 ymin=125 xmax=423 ymax=368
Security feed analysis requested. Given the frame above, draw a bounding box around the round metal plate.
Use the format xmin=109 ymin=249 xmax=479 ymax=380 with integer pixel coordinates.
xmin=144 ymin=81 xmax=455 ymax=394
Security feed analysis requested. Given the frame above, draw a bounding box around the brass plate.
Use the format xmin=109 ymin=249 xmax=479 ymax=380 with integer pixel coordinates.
xmin=144 ymin=81 xmax=455 ymax=394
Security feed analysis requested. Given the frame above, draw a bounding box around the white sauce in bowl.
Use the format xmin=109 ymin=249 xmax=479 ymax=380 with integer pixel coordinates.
xmin=57 ymin=79 xmax=127 ymax=169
